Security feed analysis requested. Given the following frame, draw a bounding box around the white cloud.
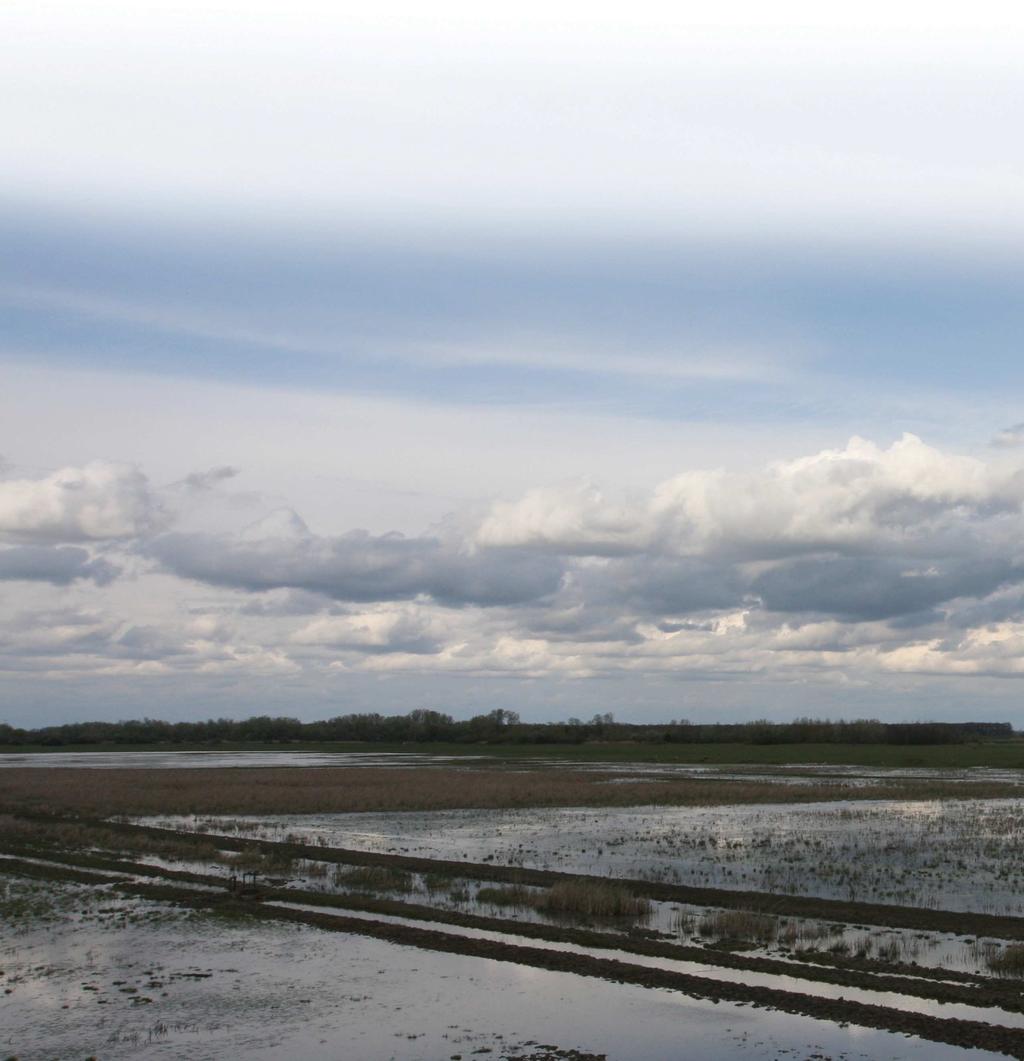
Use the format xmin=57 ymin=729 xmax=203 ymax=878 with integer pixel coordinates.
xmin=0 ymin=461 xmax=165 ymax=543
xmin=292 ymin=604 xmax=447 ymax=654
xmin=478 ymin=481 xmax=646 ymax=555
xmin=6 ymin=433 xmax=1024 ymax=711
xmin=480 ymin=434 xmax=1024 ymax=560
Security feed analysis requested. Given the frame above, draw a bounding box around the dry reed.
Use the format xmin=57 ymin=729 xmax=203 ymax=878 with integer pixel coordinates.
xmin=1 ymin=767 xmax=1014 ymax=818
xmin=538 ymin=881 xmax=651 ymax=919
xmin=332 ymin=865 xmax=414 ymax=893
xmin=698 ymin=909 xmax=778 ymax=943
xmin=987 ymin=943 xmax=1024 ymax=978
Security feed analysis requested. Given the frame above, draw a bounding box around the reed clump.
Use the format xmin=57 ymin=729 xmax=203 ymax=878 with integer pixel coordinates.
xmin=332 ymin=865 xmax=414 ymax=893
xmin=467 ymin=879 xmax=649 ymax=921
xmin=987 ymin=943 xmax=1024 ymax=978
xmin=476 ymin=885 xmax=535 ymax=907
xmin=698 ymin=909 xmax=777 ymax=944
xmin=537 ymin=881 xmax=651 ymax=920
xmin=423 ymin=872 xmax=459 ymax=894
xmin=231 ymin=848 xmax=296 ymax=874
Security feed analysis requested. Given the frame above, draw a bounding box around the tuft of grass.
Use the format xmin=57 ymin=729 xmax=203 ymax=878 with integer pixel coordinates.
xmin=423 ymin=872 xmax=459 ymax=894
xmin=987 ymin=943 xmax=1024 ymax=978
xmin=698 ymin=909 xmax=777 ymax=944
xmin=476 ymin=885 xmax=534 ymax=908
xmin=332 ymin=865 xmax=414 ymax=893
xmin=231 ymin=848 xmax=296 ymax=874
xmin=537 ymin=881 xmax=650 ymax=920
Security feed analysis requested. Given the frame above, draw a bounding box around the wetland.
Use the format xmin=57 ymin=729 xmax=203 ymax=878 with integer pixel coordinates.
xmin=4 ymin=749 xmax=1024 ymax=1058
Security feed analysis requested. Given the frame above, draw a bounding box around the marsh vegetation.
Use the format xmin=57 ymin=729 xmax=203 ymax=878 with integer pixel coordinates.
xmin=6 ymin=757 xmax=1024 ymax=1057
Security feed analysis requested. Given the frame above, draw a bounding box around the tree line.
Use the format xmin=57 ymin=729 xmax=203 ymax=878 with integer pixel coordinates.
xmin=0 ymin=711 xmax=1012 ymax=748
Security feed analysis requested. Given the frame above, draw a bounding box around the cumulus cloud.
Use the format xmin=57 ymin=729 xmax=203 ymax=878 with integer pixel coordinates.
xmin=478 ymin=481 xmax=646 ymax=556
xmin=145 ymin=528 xmax=564 ymax=607
xmin=10 ymin=435 xmax=1024 ymax=693
xmin=0 ymin=461 xmax=165 ymax=542
xmin=479 ymin=435 xmax=1024 ymax=560
xmin=292 ymin=604 xmax=446 ymax=655
xmin=749 ymin=555 xmax=1021 ymax=621
xmin=0 ymin=545 xmax=119 ymax=585
xmin=107 ymin=433 xmax=1024 ymax=687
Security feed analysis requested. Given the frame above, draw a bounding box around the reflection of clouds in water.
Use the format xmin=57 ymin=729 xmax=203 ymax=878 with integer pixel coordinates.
xmin=147 ymin=797 xmax=1024 ymax=916
xmin=10 ymin=876 xmax=969 ymax=1061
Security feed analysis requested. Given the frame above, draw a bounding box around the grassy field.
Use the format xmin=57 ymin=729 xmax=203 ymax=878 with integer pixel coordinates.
xmin=4 ymin=739 xmax=1024 ymax=768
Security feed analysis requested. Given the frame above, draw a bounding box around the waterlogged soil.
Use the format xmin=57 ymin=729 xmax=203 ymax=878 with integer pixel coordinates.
xmin=123 ymin=850 xmax=1008 ymax=978
xmin=6 ymin=749 xmax=1024 ymax=790
xmin=5 ymin=875 xmax=1001 ymax=1061
xmin=149 ymin=798 xmax=1024 ymax=915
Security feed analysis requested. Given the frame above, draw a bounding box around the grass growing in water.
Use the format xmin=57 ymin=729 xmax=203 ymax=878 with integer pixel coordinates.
xmin=332 ymin=865 xmax=414 ymax=893
xmin=477 ymin=885 xmax=535 ymax=907
xmin=538 ymin=881 xmax=650 ymax=920
xmin=698 ymin=909 xmax=777 ymax=944
xmin=986 ymin=943 xmax=1024 ymax=978
xmin=471 ymin=880 xmax=650 ymax=921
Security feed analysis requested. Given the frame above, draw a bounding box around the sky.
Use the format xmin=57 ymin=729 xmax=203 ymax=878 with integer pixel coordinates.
xmin=3 ymin=1 xmax=1024 ymax=726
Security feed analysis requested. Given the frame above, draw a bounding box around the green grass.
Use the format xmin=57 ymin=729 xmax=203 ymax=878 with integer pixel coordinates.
xmin=4 ymin=739 xmax=1024 ymax=768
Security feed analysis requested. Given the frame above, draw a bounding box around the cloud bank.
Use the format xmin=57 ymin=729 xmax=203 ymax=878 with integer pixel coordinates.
xmin=6 ymin=434 xmax=1024 ymax=704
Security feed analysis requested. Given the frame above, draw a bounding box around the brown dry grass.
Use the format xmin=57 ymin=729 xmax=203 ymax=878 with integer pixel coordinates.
xmin=539 ymin=880 xmax=651 ymax=919
xmin=333 ymin=865 xmax=414 ymax=892
xmin=699 ymin=908 xmax=778 ymax=943
xmin=0 ymin=813 xmax=222 ymax=862
xmin=987 ymin=943 xmax=1024 ymax=978
xmin=476 ymin=881 xmax=650 ymax=920
xmin=0 ymin=766 xmax=1018 ymax=818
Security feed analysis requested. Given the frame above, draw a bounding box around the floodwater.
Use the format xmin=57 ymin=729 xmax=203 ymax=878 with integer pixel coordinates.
xmin=148 ymin=797 xmax=1024 ymax=915
xmin=4 ymin=748 xmax=1024 ymax=789
xmin=0 ymin=749 xmax=490 ymax=770
xmin=0 ymin=876 xmax=1007 ymax=1061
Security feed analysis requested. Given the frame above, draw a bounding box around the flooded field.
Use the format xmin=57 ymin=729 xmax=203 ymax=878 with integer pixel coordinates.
xmin=5 ymin=749 xmax=1024 ymax=791
xmin=5 ymin=756 xmax=1024 ymax=1058
xmin=0 ymin=873 xmax=1015 ymax=1061
xmin=150 ymin=796 xmax=1024 ymax=915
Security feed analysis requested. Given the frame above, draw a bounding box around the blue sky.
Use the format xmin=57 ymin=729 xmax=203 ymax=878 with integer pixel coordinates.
xmin=4 ymin=211 xmax=1023 ymax=431
xmin=3 ymin=2 xmax=1024 ymax=725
